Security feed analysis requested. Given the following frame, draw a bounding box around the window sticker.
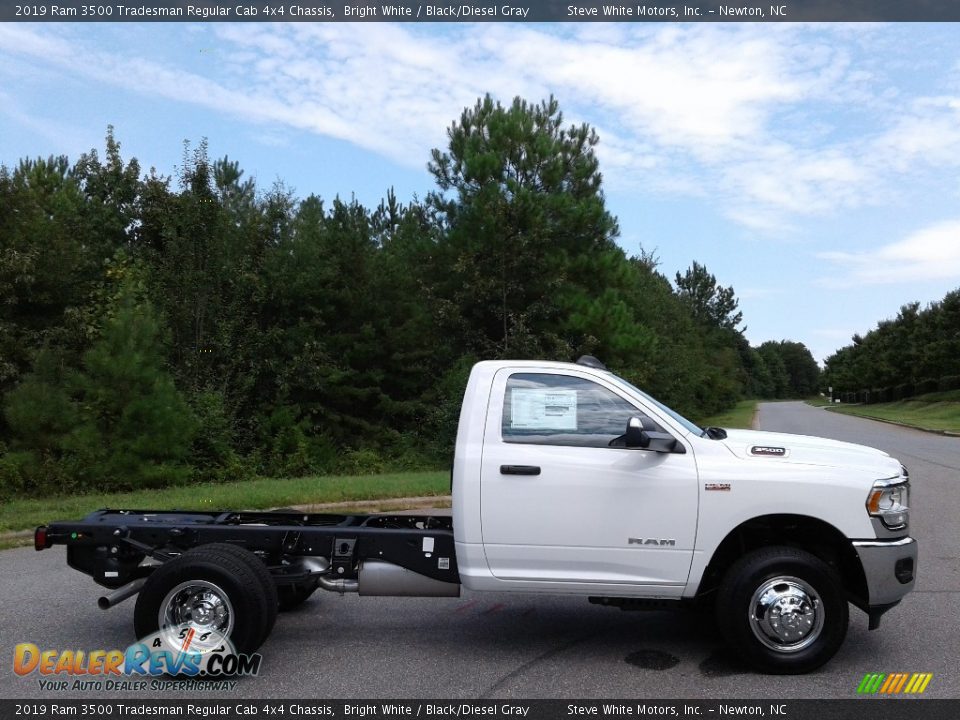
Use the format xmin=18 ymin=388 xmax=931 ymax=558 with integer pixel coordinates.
xmin=511 ymin=389 xmax=577 ymax=430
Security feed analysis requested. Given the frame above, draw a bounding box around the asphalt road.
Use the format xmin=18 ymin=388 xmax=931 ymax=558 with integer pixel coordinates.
xmin=2 ymin=401 xmax=957 ymax=700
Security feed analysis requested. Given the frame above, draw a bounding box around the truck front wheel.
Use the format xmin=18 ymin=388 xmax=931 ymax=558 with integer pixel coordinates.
xmin=716 ymin=546 xmax=848 ymax=674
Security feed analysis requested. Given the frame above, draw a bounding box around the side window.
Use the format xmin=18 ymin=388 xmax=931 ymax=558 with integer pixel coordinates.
xmin=502 ymin=373 xmax=661 ymax=448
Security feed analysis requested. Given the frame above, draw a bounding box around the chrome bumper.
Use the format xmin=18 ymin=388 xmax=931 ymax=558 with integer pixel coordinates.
xmin=852 ymin=536 xmax=917 ymax=607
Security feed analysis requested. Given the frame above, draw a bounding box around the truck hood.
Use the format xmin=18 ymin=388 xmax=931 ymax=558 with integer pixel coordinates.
xmin=719 ymin=428 xmax=903 ymax=477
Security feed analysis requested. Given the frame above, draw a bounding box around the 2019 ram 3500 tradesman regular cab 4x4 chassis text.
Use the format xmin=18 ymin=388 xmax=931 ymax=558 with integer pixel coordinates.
xmin=35 ymin=356 xmax=917 ymax=674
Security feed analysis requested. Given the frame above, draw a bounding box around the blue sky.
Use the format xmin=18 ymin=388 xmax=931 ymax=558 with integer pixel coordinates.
xmin=2 ymin=22 xmax=959 ymax=363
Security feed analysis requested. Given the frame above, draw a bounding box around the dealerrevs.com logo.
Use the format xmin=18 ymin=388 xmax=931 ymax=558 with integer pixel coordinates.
xmin=857 ymin=672 xmax=934 ymax=695
xmin=13 ymin=630 xmax=261 ymax=692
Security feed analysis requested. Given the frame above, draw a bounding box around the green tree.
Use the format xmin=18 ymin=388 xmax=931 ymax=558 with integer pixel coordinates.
xmin=757 ymin=342 xmax=791 ymax=398
xmin=775 ymin=341 xmax=821 ymax=397
xmin=260 ymin=193 xmax=381 ymax=445
xmin=72 ymin=126 xmax=142 ymax=250
xmin=0 ymin=156 xmax=101 ymax=401
xmin=671 ymin=260 xmax=749 ymax=410
xmin=427 ymin=94 xmax=619 ymax=358
xmin=138 ymin=142 xmax=270 ymax=452
xmin=66 ymin=283 xmax=197 ymax=489
xmin=1 ymin=348 xmax=79 ymax=495
xmin=756 ymin=340 xmax=819 ymax=398
xmin=823 ymin=291 xmax=960 ymax=399
xmin=675 ymin=261 xmax=743 ymax=332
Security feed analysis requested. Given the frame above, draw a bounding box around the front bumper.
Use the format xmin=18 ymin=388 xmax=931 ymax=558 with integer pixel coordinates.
xmin=851 ymin=536 xmax=917 ymax=628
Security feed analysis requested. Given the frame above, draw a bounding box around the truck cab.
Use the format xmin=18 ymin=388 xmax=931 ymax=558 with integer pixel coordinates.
xmin=452 ymin=358 xmax=917 ymax=672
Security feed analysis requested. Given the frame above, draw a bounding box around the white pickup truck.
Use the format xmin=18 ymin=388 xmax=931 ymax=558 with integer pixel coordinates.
xmin=37 ymin=356 xmax=917 ymax=674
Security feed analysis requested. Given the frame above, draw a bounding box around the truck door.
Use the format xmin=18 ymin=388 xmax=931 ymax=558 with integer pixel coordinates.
xmin=479 ymin=369 xmax=699 ymax=594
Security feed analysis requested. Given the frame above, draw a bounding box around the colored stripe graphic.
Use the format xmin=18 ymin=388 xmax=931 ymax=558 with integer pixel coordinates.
xmin=857 ymin=673 xmax=885 ymax=694
xmin=893 ymin=673 xmax=909 ymax=693
xmin=879 ymin=674 xmax=897 ymax=693
xmin=857 ymin=672 xmax=933 ymax=694
xmin=907 ymin=673 xmax=933 ymax=694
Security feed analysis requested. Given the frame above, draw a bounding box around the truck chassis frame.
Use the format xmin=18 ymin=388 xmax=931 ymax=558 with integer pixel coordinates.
xmin=37 ymin=509 xmax=461 ymax=597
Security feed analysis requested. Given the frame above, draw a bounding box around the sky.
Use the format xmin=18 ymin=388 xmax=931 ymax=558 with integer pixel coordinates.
xmin=1 ymin=21 xmax=959 ymax=364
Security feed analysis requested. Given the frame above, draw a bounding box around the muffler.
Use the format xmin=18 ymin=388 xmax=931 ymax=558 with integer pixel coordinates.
xmin=358 ymin=560 xmax=460 ymax=597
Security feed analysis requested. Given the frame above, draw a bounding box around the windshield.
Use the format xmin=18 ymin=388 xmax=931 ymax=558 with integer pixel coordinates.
xmin=610 ymin=373 xmax=704 ymax=436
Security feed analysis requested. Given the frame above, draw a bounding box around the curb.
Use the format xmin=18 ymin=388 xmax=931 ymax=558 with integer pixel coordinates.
xmin=0 ymin=495 xmax=453 ymax=548
xmin=283 ymin=495 xmax=452 ymax=514
xmin=821 ymin=406 xmax=960 ymax=437
xmin=0 ymin=530 xmax=35 ymax=550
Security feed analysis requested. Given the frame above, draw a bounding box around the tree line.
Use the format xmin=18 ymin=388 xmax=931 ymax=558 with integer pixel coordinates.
xmin=823 ymin=290 xmax=960 ymax=403
xmin=0 ymin=96 xmax=819 ymax=498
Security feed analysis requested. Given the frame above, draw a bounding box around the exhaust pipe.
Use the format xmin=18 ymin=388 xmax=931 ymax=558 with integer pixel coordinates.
xmin=317 ymin=577 xmax=359 ymax=594
xmin=98 ymin=578 xmax=147 ymax=610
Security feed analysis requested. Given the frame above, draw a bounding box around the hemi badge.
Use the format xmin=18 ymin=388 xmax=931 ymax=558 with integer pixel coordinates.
xmin=705 ymin=483 xmax=731 ymax=492
xmin=751 ymin=446 xmax=787 ymax=457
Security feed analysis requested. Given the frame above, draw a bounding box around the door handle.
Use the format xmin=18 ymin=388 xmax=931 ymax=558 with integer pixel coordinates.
xmin=500 ymin=465 xmax=541 ymax=476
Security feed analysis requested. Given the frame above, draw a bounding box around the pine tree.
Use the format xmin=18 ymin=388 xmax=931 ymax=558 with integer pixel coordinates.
xmin=427 ymin=94 xmax=619 ymax=358
xmin=66 ymin=284 xmax=196 ymax=489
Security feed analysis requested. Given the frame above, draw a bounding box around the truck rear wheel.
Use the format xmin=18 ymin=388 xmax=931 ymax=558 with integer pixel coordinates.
xmin=134 ymin=544 xmax=277 ymax=655
xmin=716 ymin=546 xmax=848 ymax=674
xmin=205 ymin=543 xmax=278 ymax=639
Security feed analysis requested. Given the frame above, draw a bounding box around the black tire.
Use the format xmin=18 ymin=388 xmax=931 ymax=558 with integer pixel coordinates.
xmin=134 ymin=544 xmax=277 ymax=655
xmin=716 ymin=546 xmax=848 ymax=674
xmin=204 ymin=543 xmax=278 ymax=642
xmin=277 ymin=582 xmax=318 ymax=611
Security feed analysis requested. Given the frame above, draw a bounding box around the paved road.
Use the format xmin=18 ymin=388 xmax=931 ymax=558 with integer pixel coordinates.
xmin=2 ymin=401 xmax=957 ymax=699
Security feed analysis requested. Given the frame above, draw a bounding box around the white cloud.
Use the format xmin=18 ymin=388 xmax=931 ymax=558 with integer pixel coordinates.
xmin=817 ymin=220 xmax=960 ymax=285
xmin=1 ymin=23 xmax=959 ymax=236
xmin=872 ymin=96 xmax=960 ymax=173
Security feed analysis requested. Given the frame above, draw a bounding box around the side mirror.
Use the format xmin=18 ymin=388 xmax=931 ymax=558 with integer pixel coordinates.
xmin=624 ymin=417 xmax=647 ymax=448
xmin=641 ymin=430 xmax=682 ymax=453
xmin=625 ymin=416 xmax=682 ymax=453
xmin=704 ymin=426 xmax=727 ymax=440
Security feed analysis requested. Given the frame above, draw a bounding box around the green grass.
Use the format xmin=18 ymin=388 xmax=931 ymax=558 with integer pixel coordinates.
xmin=698 ymin=399 xmax=759 ymax=430
xmin=825 ymin=390 xmax=960 ymax=434
xmin=804 ymin=395 xmax=833 ymax=407
xmin=0 ymin=470 xmax=449 ymax=536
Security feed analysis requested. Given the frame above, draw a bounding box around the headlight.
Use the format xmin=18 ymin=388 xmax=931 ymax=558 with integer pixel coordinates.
xmin=866 ymin=477 xmax=910 ymax=530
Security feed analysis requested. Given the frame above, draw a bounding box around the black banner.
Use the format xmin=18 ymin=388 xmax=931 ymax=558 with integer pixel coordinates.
xmin=2 ymin=700 xmax=960 ymax=720
xmin=5 ymin=0 xmax=960 ymax=23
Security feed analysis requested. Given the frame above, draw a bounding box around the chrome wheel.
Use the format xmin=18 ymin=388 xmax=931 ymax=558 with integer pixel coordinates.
xmin=158 ymin=580 xmax=234 ymax=653
xmin=748 ymin=575 xmax=824 ymax=653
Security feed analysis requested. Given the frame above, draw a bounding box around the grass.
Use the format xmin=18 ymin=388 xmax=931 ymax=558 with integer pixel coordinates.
xmin=698 ymin=399 xmax=759 ymax=430
xmin=0 ymin=469 xmax=449 ymax=536
xmin=823 ymin=390 xmax=960 ymax=434
xmin=804 ymin=395 xmax=833 ymax=407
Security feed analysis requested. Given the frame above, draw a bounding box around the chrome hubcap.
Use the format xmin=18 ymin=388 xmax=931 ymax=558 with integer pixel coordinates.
xmin=159 ymin=580 xmax=234 ymax=652
xmin=749 ymin=576 xmax=823 ymax=653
